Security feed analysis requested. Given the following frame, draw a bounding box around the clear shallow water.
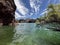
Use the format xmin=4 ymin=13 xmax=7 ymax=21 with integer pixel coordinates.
xmin=0 ymin=23 xmax=60 ymax=45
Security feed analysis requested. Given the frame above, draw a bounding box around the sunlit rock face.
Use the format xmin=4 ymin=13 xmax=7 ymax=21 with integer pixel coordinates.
xmin=0 ymin=0 xmax=16 ymax=25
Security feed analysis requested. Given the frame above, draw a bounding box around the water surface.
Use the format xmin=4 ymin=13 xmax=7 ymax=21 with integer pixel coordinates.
xmin=0 ymin=23 xmax=60 ymax=45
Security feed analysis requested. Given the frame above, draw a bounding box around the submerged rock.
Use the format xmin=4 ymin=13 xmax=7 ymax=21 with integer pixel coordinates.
xmin=47 ymin=27 xmax=60 ymax=31
xmin=0 ymin=0 xmax=16 ymax=25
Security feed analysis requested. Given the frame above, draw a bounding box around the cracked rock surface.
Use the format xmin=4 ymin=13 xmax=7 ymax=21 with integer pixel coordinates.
xmin=0 ymin=0 xmax=16 ymax=25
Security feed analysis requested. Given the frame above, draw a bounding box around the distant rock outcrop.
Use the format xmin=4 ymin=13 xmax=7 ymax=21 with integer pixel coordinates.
xmin=0 ymin=0 xmax=16 ymax=25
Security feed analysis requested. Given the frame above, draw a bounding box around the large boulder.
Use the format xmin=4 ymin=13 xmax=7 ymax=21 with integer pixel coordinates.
xmin=0 ymin=0 xmax=16 ymax=25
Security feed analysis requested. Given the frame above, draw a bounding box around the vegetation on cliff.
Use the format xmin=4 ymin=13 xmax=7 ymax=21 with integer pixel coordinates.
xmin=37 ymin=4 xmax=60 ymax=24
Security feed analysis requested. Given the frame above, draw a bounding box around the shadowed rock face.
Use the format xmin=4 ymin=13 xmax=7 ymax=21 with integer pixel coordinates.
xmin=0 ymin=0 xmax=16 ymax=25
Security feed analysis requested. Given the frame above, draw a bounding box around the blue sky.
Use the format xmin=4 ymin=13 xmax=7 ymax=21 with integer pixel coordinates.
xmin=14 ymin=0 xmax=60 ymax=20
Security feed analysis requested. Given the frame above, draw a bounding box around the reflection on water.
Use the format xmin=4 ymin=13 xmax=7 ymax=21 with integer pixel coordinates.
xmin=12 ymin=23 xmax=36 ymax=43
xmin=0 ymin=26 xmax=14 ymax=45
xmin=0 ymin=23 xmax=60 ymax=45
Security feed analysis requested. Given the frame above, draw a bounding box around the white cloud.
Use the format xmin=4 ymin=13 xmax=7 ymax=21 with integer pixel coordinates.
xmin=30 ymin=13 xmax=34 ymax=16
xmin=40 ymin=10 xmax=48 ymax=15
xmin=30 ymin=0 xmax=41 ymax=12
xmin=42 ymin=9 xmax=47 ymax=12
xmin=14 ymin=0 xmax=29 ymax=15
xmin=14 ymin=0 xmax=43 ymax=19
xmin=15 ymin=12 xmax=25 ymax=19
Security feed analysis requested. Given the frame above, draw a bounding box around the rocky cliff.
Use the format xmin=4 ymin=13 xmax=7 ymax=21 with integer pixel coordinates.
xmin=0 ymin=0 xmax=16 ymax=25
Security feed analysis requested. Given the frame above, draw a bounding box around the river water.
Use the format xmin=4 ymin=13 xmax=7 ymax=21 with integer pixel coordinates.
xmin=0 ymin=23 xmax=60 ymax=45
